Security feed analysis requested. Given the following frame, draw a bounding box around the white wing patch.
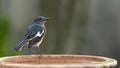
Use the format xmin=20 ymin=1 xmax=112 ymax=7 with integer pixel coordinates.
xmin=35 ymin=30 xmax=44 ymax=37
xmin=29 ymin=30 xmax=44 ymax=41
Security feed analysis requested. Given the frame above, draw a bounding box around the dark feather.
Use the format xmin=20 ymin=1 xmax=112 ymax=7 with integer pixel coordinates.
xmin=14 ymin=39 xmax=28 ymax=51
xmin=28 ymin=30 xmax=45 ymax=48
xmin=25 ymin=24 xmax=45 ymax=39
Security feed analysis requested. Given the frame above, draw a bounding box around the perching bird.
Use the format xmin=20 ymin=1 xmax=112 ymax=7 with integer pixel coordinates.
xmin=15 ymin=16 xmax=48 ymax=51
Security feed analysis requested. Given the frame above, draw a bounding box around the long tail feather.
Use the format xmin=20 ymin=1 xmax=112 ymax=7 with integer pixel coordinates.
xmin=14 ymin=40 xmax=28 ymax=51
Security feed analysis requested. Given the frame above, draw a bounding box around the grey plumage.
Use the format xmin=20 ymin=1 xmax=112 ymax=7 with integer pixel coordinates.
xmin=15 ymin=16 xmax=48 ymax=51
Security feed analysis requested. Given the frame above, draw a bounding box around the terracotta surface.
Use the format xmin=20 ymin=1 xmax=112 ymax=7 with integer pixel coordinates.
xmin=0 ymin=55 xmax=117 ymax=68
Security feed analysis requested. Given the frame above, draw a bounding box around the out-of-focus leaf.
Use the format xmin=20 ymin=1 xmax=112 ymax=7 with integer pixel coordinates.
xmin=0 ymin=17 xmax=10 ymax=57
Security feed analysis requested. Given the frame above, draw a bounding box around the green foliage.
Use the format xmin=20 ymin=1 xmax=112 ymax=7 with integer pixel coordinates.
xmin=0 ymin=17 xmax=10 ymax=57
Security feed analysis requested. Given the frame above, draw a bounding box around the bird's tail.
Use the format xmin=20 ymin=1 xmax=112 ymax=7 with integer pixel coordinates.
xmin=14 ymin=39 xmax=28 ymax=51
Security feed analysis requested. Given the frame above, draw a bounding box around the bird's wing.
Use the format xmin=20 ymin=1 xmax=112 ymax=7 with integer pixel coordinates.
xmin=24 ymin=25 xmax=45 ymax=40
xmin=28 ymin=30 xmax=45 ymax=48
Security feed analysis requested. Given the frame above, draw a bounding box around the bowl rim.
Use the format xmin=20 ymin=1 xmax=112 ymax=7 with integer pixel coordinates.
xmin=0 ymin=55 xmax=117 ymax=68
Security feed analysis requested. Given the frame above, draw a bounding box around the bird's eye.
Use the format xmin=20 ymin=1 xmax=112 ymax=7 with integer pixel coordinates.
xmin=38 ymin=18 xmax=41 ymax=21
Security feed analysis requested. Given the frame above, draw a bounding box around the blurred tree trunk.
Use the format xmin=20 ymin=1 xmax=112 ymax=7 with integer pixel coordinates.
xmin=54 ymin=0 xmax=70 ymax=54
xmin=64 ymin=0 xmax=90 ymax=54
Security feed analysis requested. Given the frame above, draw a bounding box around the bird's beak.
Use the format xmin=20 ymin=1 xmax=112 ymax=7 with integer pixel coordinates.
xmin=45 ymin=17 xmax=49 ymax=20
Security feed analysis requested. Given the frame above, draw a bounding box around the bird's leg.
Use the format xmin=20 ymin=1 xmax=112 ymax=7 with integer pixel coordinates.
xmin=37 ymin=46 xmax=40 ymax=53
xmin=37 ymin=46 xmax=43 ymax=56
xmin=28 ymin=45 xmax=34 ymax=55
xmin=37 ymin=46 xmax=41 ymax=54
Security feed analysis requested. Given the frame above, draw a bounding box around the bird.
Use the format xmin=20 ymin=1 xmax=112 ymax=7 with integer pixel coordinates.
xmin=15 ymin=16 xmax=48 ymax=51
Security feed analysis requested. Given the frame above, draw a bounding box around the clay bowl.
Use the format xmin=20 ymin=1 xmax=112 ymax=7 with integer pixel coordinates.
xmin=0 ymin=55 xmax=117 ymax=68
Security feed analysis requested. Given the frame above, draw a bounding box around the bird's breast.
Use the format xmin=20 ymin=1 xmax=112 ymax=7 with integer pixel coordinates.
xmin=33 ymin=37 xmax=43 ymax=47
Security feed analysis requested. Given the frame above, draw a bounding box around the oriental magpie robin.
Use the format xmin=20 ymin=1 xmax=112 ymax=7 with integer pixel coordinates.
xmin=15 ymin=16 xmax=48 ymax=51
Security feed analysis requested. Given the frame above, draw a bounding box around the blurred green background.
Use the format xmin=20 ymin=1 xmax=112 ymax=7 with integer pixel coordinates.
xmin=0 ymin=0 xmax=119 ymax=67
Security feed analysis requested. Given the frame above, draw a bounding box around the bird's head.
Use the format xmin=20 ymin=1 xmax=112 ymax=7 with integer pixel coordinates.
xmin=34 ymin=16 xmax=48 ymax=24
